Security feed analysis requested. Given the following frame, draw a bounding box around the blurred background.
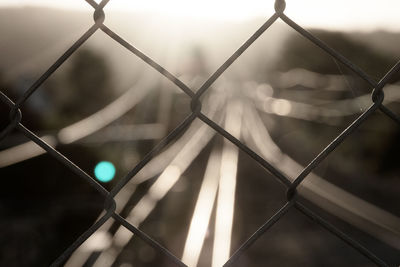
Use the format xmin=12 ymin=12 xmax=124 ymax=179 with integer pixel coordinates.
xmin=0 ymin=0 xmax=399 ymax=266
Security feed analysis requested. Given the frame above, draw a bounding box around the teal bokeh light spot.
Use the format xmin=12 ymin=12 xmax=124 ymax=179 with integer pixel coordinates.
xmin=94 ymin=161 xmax=116 ymax=183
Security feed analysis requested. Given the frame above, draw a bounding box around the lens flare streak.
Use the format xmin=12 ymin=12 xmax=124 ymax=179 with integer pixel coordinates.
xmin=212 ymin=101 xmax=243 ymax=267
xmin=181 ymin=149 xmax=221 ymax=267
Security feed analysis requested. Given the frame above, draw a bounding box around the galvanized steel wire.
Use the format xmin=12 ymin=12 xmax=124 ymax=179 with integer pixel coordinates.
xmin=1 ymin=0 xmax=399 ymax=266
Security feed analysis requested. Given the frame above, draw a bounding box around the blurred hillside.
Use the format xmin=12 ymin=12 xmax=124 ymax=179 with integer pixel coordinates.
xmin=2 ymin=7 xmax=400 ymax=88
xmin=0 ymin=7 xmax=285 ymax=91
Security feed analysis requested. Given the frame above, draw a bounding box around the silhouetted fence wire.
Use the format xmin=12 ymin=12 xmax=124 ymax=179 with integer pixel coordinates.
xmin=1 ymin=0 xmax=399 ymax=266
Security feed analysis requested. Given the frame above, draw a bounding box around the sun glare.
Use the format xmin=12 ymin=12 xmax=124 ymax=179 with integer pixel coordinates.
xmin=108 ymin=0 xmax=274 ymax=21
xmin=1 ymin=0 xmax=399 ymax=30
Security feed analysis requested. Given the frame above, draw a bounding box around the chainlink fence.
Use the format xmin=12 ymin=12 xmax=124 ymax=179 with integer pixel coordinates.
xmin=1 ymin=0 xmax=399 ymax=266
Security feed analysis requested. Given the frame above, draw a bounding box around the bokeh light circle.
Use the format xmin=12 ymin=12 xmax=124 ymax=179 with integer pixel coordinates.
xmin=94 ymin=161 xmax=116 ymax=183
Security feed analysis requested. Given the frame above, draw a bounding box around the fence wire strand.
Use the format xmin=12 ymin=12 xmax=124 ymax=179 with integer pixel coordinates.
xmin=1 ymin=0 xmax=399 ymax=266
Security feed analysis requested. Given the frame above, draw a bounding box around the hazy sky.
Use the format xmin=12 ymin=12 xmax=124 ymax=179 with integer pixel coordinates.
xmin=0 ymin=0 xmax=399 ymax=31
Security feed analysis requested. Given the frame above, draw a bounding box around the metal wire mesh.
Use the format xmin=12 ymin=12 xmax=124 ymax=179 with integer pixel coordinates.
xmin=1 ymin=0 xmax=399 ymax=266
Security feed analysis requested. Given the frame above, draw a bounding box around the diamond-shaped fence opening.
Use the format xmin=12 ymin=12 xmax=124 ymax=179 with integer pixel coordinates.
xmin=0 ymin=0 xmax=400 ymax=266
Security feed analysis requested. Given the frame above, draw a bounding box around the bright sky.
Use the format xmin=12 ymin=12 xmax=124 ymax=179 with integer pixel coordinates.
xmin=0 ymin=0 xmax=399 ymax=31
